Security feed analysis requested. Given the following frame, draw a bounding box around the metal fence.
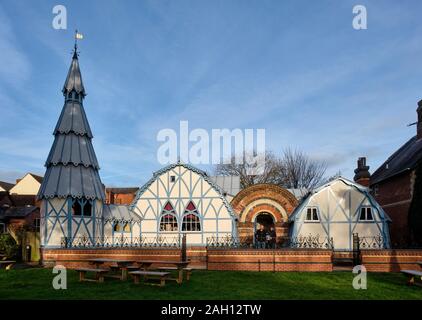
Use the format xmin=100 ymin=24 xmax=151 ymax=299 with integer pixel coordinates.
xmin=359 ymin=234 xmax=387 ymax=249
xmin=206 ymin=235 xmax=334 ymax=249
xmin=61 ymin=236 xmax=181 ymax=248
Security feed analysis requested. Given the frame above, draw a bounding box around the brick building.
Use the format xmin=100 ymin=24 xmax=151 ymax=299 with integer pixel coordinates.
xmin=355 ymin=100 xmax=422 ymax=247
xmin=105 ymin=187 xmax=139 ymax=205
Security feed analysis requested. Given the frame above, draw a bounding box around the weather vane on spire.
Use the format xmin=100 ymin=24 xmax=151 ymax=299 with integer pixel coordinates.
xmin=73 ymin=29 xmax=84 ymax=56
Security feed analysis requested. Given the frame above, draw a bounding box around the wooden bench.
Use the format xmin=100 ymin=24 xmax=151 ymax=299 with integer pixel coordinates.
xmin=0 ymin=261 xmax=16 ymax=270
xmin=401 ymin=270 xmax=422 ymax=286
xmin=75 ymin=268 xmax=109 ymax=283
xmin=129 ymin=271 xmax=170 ymax=287
xmin=156 ymin=267 xmax=193 ymax=281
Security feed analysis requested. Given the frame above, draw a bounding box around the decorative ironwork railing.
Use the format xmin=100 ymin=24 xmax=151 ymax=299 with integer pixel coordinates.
xmin=289 ymin=235 xmax=334 ymax=249
xmin=359 ymin=234 xmax=386 ymax=249
xmin=206 ymin=236 xmax=253 ymax=248
xmin=61 ymin=236 xmax=181 ymax=248
xmin=206 ymin=235 xmax=333 ymax=249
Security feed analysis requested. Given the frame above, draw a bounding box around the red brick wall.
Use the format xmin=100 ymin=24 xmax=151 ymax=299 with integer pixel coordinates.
xmin=105 ymin=192 xmax=136 ymax=205
xmin=41 ymin=247 xmax=333 ymax=272
xmin=207 ymin=249 xmax=333 ymax=272
xmin=372 ymin=172 xmax=413 ymax=247
xmin=361 ymin=249 xmax=422 ymax=272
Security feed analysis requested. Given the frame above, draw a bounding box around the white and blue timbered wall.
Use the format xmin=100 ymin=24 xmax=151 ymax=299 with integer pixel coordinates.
xmin=130 ymin=164 xmax=237 ymax=245
xmin=41 ymin=198 xmax=103 ymax=248
xmin=289 ymin=178 xmax=391 ymax=251
xmin=103 ymin=204 xmax=141 ymax=245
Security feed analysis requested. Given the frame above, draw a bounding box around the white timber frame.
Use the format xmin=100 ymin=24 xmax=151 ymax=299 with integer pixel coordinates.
xmin=130 ymin=163 xmax=238 ymax=246
xmin=289 ymin=177 xmax=391 ymax=251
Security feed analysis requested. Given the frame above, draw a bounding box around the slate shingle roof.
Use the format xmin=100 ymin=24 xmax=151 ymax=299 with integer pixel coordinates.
xmin=62 ymin=51 xmax=86 ymax=95
xmin=371 ymin=136 xmax=422 ymax=185
xmin=38 ymin=50 xmax=104 ymax=201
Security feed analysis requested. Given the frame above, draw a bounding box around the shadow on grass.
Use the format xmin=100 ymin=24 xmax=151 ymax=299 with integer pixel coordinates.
xmin=0 ymin=269 xmax=421 ymax=300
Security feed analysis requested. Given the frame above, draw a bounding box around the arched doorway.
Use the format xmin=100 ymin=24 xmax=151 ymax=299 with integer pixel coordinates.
xmin=254 ymin=212 xmax=275 ymax=231
xmin=231 ymin=184 xmax=298 ymax=245
xmin=254 ymin=212 xmax=275 ymax=247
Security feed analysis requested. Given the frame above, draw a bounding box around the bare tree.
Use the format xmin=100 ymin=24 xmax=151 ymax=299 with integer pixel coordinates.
xmin=214 ymin=151 xmax=281 ymax=189
xmin=214 ymin=148 xmax=327 ymax=191
xmin=280 ymin=148 xmax=327 ymax=191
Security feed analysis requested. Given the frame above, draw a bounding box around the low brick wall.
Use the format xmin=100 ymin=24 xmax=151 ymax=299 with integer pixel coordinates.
xmin=361 ymin=249 xmax=422 ymax=272
xmin=42 ymin=247 xmax=332 ymax=271
xmin=207 ymin=249 xmax=333 ymax=272
xmin=42 ymin=248 xmax=184 ymax=269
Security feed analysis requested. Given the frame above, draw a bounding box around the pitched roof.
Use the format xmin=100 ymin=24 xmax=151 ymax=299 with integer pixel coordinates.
xmin=10 ymin=195 xmax=36 ymax=207
xmin=131 ymin=162 xmax=237 ymax=220
xmin=288 ymin=177 xmax=392 ymax=222
xmin=38 ymin=49 xmax=104 ymax=201
xmin=0 ymin=181 xmax=14 ymax=192
xmin=29 ymin=173 xmax=43 ymax=184
xmin=371 ymin=136 xmax=422 ymax=185
xmin=103 ymin=204 xmax=141 ymax=222
xmin=0 ymin=205 xmax=38 ymax=218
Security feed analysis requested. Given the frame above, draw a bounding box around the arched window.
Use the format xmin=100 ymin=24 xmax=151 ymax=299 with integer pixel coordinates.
xmin=182 ymin=201 xmax=201 ymax=232
xmin=72 ymin=198 xmax=92 ymax=217
xmin=113 ymin=222 xmax=131 ymax=233
xmin=160 ymin=202 xmax=178 ymax=231
xmin=113 ymin=223 xmax=121 ymax=232
xmin=123 ymin=223 xmax=131 ymax=233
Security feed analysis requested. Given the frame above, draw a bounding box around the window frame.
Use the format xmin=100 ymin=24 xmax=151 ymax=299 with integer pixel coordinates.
xmin=181 ymin=201 xmax=201 ymax=233
xmin=71 ymin=198 xmax=93 ymax=217
xmin=359 ymin=206 xmax=374 ymax=221
xmin=159 ymin=212 xmax=179 ymax=232
xmin=304 ymin=207 xmax=320 ymax=222
xmin=159 ymin=201 xmax=179 ymax=232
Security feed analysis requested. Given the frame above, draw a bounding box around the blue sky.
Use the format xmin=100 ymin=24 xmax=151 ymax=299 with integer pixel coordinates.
xmin=0 ymin=0 xmax=421 ymax=187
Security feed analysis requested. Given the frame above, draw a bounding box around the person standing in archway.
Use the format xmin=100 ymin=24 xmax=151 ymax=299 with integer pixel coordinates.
xmin=255 ymin=224 xmax=266 ymax=249
xmin=267 ymin=226 xmax=277 ymax=249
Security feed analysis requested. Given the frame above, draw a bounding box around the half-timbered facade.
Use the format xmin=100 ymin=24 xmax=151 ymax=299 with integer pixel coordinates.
xmin=289 ymin=177 xmax=391 ymax=250
xmin=130 ymin=163 xmax=237 ymax=246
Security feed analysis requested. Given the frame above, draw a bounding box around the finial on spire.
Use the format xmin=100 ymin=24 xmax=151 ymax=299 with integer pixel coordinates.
xmin=73 ymin=30 xmax=84 ymax=59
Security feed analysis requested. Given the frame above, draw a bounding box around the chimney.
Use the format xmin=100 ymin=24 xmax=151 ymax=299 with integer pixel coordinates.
xmin=417 ymin=100 xmax=422 ymax=140
xmin=354 ymin=157 xmax=370 ymax=187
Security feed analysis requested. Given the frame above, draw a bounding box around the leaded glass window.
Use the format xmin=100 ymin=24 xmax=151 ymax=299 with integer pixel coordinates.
xmin=182 ymin=201 xmax=201 ymax=232
xmin=159 ymin=202 xmax=178 ymax=231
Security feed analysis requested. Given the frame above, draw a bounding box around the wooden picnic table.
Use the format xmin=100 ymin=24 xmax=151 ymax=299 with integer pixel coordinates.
xmin=136 ymin=260 xmax=190 ymax=284
xmin=87 ymin=259 xmax=135 ymax=281
xmin=417 ymin=261 xmax=422 ymax=268
xmin=0 ymin=260 xmax=16 ymax=270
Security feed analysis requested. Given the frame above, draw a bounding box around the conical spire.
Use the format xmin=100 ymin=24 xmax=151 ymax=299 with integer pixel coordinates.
xmin=62 ymin=44 xmax=86 ymax=96
xmin=38 ymin=47 xmax=104 ymax=201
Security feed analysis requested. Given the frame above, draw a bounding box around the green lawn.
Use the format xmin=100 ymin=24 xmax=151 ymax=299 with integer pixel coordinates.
xmin=0 ymin=268 xmax=421 ymax=300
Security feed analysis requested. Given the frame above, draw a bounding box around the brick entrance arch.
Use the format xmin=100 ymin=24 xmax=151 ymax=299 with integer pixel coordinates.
xmin=231 ymin=184 xmax=298 ymax=245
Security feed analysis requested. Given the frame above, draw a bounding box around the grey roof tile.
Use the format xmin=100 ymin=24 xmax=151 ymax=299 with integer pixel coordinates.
xmin=39 ymin=165 xmax=105 ymax=200
xmin=45 ymin=132 xmax=99 ymax=168
xmin=54 ymin=100 xmax=93 ymax=137
xmin=63 ymin=52 xmax=85 ymax=95
xmin=371 ymin=136 xmax=422 ymax=184
xmin=38 ymin=51 xmax=104 ymax=201
xmin=103 ymin=204 xmax=141 ymax=222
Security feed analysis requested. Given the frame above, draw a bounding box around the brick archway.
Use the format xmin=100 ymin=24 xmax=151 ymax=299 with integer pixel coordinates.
xmin=231 ymin=184 xmax=298 ymax=244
